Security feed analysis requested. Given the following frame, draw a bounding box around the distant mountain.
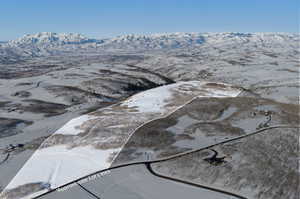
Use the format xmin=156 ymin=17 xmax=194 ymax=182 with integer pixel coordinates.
xmin=0 ymin=33 xmax=101 ymax=61
xmin=101 ymin=33 xmax=205 ymax=49
xmin=0 ymin=32 xmax=299 ymax=62
xmin=8 ymin=32 xmax=100 ymax=47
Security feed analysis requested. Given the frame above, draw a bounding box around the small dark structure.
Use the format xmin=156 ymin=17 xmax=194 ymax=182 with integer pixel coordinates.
xmin=203 ymin=149 xmax=226 ymax=166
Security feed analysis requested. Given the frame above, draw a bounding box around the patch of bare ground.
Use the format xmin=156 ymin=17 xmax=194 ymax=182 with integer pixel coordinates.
xmin=152 ymin=127 xmax=299 ymax=199
xmin=20 ymin=99 xmax=69 ymax=117
xmin=11 ymin=91 xmax=31 ymax=98
xmin=1 ymin=182 xmax=46 ymax=199
xmin=45 ymin=85 xmax=114 ymax=104
xmin=0 ymin=101 xmax=10 ymax=108
xmin=0 ymin=118 xmax=33 ymax=138
xmin=112 ymin=96 xmax=299 ymax=165
xmin=39 ymin=103 xmax=151 ymax=150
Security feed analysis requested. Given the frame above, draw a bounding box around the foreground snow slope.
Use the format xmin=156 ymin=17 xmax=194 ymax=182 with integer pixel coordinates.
xmin=1 ymin=81 xmax=242 ymax=199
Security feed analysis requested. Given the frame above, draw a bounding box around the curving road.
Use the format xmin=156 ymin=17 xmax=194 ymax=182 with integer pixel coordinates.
xmin=34 ymin=125 xmax=299 ymax=199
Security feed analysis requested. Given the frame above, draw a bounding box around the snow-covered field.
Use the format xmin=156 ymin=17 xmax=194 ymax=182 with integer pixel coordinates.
xmin=122 ymin=81 xmax=241 ymax=113
xmin=1 ymin=81 xmax=242 ymax=199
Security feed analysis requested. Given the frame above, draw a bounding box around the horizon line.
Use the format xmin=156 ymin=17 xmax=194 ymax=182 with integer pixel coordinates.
xmin=1 ymin=31 xmax=299 ymax=42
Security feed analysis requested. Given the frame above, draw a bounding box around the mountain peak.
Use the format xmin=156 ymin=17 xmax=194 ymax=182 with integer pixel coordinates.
xmin=8 ymin=32 xmax=96 ymax=46
xmin=2 ymin=32 xmax=298 ymax=60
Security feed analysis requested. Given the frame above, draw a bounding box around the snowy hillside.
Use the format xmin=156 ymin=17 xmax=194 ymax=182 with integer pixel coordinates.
xmin=1 ymin=81 xmax=242 ymax=199
xmin=102 ymin=32 xmax=299 ymax=50
xmin=0 ymin=32 xmax=298 ymax=61
xmin=8 ymin=32 xmax=100 ymax=47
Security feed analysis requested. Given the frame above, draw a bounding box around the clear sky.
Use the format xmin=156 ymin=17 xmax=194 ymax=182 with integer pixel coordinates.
xmin=1 ymin=0 xmax=299 ymax=40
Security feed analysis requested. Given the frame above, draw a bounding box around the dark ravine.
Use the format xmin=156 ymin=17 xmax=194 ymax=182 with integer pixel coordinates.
xmin=126 ymin=64 xmax=176 ymax=85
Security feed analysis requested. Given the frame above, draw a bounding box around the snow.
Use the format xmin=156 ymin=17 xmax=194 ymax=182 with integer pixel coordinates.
xmin=8 ymin=32 xmax=95 ymax=46
xmin=121 ymin=81 xmax=196 ymax=113
xmin=122 ymin=81 xmax=241 ymax=113
xmin=204 ymin=87 xmax=242 ymax=98
xmin=0 ymin=29 xmax=298 ymax=198
xmin=1 ymin=32 xmax=298 ymax=60
xmin=2 ymin=81 xmax=242 ymax=198
xmin=53 ymin=114 xmax=98 ymax=135
xmin=5 ymin=145 xmax=117 ymax=191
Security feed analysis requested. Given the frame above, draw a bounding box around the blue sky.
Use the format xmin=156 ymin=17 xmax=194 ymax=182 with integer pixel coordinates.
xmin=1 ymin=0 xmax=299 ymax=40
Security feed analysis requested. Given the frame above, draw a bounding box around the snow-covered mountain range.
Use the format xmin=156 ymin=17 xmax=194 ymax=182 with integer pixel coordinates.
xmin=8 ymin=32 xmax=100 ymax=47
xmin=0 ymin=32 xmax=298 ymax=61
